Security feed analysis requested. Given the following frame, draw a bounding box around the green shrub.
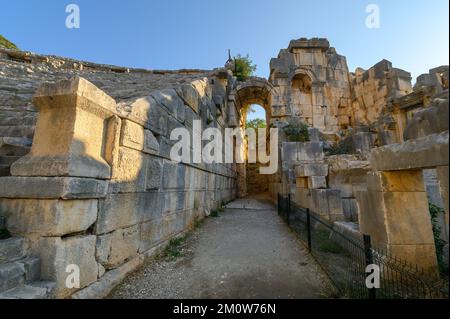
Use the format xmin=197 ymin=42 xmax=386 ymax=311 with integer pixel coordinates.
xmin=0 ymin=35 xmax=18 ymax=50
xmin=164 ymin=236 xmax=187 ymax=260
xmin=315 ymin=230 xmax=344 ymax=254
xmin=283 ymin=122 xmax=310 ymax=142
xmin=234 ymin=54 xmax=257 ymax=81
xmin=429 ymin=202 xmax=447 ymax=274
xmin=325 ymin=141 xmax=351 ymax=156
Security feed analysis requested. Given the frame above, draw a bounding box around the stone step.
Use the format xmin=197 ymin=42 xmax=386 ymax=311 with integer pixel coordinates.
xmin=0 ymin=164 xmax=10 ymax=176
xmin=0 ymin=136 xmax=32 ymax=156
xmin=0 ymin=155 xmax=21 ymax=166
xmin=0 ymin=262 xmax=25 ymax=292
xmin=0 ymin=237 xmax=27 ymax=264
xmin=0 ymin=281 xmax=56 ymax=299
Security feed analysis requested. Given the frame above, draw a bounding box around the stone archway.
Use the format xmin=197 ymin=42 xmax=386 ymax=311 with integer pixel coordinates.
xmin=229 ymin=77 xmax=279 ymax=197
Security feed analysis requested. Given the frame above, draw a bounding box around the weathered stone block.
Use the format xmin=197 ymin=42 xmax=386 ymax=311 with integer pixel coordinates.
xmin=163 ymin=191 xmax=186 ymax=214
xmin=341 ymin=198 xmax=359 ymax=222
xmin=37 ymin=235 xmax=98 ymax=298
xmin=176 ymin=84 xmax=201 ymax=113
xmin=11 ymin=77 xmax=116 ymax=179
xmin=139 ymin=211 xmax=186 ymax=253
xmin=162 ymin=161 xmax=186 ymax=190
xmin=356 ymin=169 xmax=440 ymax=276
xmin=0 ymin=177 xmax=108 ymax=199
xmin=151 ymin=89 xmax=185 ymax=121
xmin=0 ymin=262 xmax=25 ymax=292
xmin=123 ymin=96 xmax=168 ymax=136
xmin=367 ymin=170 xmax=425 ymax=192
xmin=384 ymin=191 xmax=434 ymax=245
xmin=308 ymin=176 xmax=327 ymax=189
xmin=71 ymin=256 xmax=142 ymax=299
xmin=294 ymin=188 xmax=311 ymax=209
xmin=310 ymin=189 xmax=343 ymax=220
xmin=297 ymin=142 xmax=324 ymax=162
xmin=295 ymin=163 xmax=328 ymax=177
xmin=2 ymin=199 xmax=97 ymax=237
xmin=295 ymin=177 xmax=309 ymax=188
xmin=0 ymin=237 xmax=26 ymax=264
xmin=95 ymin=192 xmax=163 ymax=235
xmin=370 ymin=131 xmax=449 ymax=171
xmin=96 ymin=225 xmax=139 ymax=270
xmin=146 ymin=157 xmax=163 ymax=190
xmin=109 ymin=147 xmax=147 ymax=193
xmin=120 ymin=120 xmax=159 ymax=155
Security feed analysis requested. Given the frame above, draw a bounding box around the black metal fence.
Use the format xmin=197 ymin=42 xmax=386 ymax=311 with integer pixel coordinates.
xmin=277 ymin=193 xmax=449 ymax=299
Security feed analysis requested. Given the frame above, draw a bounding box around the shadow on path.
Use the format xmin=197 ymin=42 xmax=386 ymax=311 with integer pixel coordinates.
xmin=110 ymin=194 xmax=335 ymax=299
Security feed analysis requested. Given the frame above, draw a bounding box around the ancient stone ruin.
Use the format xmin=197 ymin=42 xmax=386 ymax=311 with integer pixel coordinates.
xmin=0 ymin=38 xmax=448 ymax=298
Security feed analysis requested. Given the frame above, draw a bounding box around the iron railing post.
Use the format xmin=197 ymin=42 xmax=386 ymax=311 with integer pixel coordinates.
xmin=363 ymin=234 xmax=376 ymax=300
xmin=277 ymin=193 xmax=280 ymax=215
xmin=306 ymin=208 xmax=312 ymax=252
xmin=287 ymin=193 xmax=291 ymax=226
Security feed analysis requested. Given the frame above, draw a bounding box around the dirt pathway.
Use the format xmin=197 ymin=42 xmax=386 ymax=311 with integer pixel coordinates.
xmin=110 ymin=195 xmax=335 ymax=299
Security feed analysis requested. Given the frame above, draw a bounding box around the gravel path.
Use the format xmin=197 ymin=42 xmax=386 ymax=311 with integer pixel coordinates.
xmin=109 ymin=195 xmax=335 ymax=299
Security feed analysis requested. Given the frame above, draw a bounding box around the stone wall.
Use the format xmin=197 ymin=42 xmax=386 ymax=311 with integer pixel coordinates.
xmin=269 ymin=38 xmax=352 ymax=133
xmin=0 ymin=72 xmax=238 ymax=298
xmin=350 ymin=59 xmax=412 ymax=128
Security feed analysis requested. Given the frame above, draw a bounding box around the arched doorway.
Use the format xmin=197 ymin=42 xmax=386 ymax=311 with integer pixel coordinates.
xmin=231 ymin=78 xmax=278 ymax=197
xmin=245 ymin=104 xmax=270 ymax=195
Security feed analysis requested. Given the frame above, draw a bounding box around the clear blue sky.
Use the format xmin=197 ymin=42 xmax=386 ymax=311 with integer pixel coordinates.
xmin=2 ymin=0 xmax=448 ymax=120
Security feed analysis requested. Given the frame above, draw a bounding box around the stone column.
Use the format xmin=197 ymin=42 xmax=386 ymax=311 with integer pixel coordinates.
xmin=359 ymin=170 xmax=439 ymax=278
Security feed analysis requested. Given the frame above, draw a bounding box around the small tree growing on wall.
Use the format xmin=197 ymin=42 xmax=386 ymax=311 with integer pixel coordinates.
xmin=234 ymin=54 xmax=257 ymax=81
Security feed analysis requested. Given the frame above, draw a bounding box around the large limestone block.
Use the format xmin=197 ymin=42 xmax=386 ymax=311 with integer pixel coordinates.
xmin=370 ymin=131 xmax=449 ymax=171
xmin=162 ymin=161 xmax=186 ymax=190
xmin=367 ymin=170 xmax=425 ymax=192
xmin=96 ymin=225 xmax=139 ymax=270
xmin=297 ymin=142 xmax=324 ymax=162
xmin=150 ymin=89 xmax=186 ymax=122
xmin=355 ymin=190 xmax=389 ymax=245
xmin=163 ymin=191 xmax=186 ymax=214
xmin=341 ymin=198 xmax=359 ymax=222
xmin=310 ymin=189 xmax=343 ymax=221
xmin=295 ymin=163 xmax=328 ymax=177
xmin=383 ymin=191 xmax=435 ymax=245
xmin=0 ymin=176 xmax=108 ymax=199
xmin=296 ymin=177 xmax=309 ymax=188
xmin=281 ymin=142 xmax=324 ymax=165
xmin=120 ymin=120 xmax=159 ymax=155
xmin=109 ymin=147 xmax=147 ymax=193
xmin=357 ymin=171 xmax=439 ymax=275
xmin=95 ymin=192 xmax=162 ymax=235
xmin=403 ymin=98 xmax=449 ymax=140
xmin=146 ymin=156 xmax=163 ymax=190
xmin=175 ymin=84 xmax=201 ymax=113
xmin=11 ymin=77 xmax=116 ymax=179
xmin=119 ymin=96 xmax=168 ymax=136
xmin=139 ymin=211 xmax=186 ymax=253
xmin=1 ymin=199 xmax=97 ymax=237
xmin=37 ymin=235 xmax=98 ymax=298
xmin=294 ymin=188 xmax=311 ymax=209
xmin=71 ymin=256 xmax=142 ymax=299
xmin=308 ymin=176 xmax=327 ymax=189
